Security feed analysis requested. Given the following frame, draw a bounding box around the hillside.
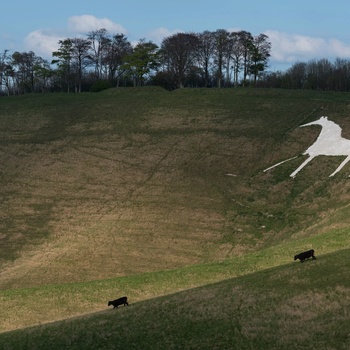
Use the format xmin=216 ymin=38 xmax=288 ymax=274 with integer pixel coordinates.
xmin=2 ymin=87 xmax=350 ymax=347
xmin=1 ymin=87 xmax=350 ymax=291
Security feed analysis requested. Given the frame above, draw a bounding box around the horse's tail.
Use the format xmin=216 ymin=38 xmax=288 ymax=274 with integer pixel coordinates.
xmin=263 ymin=156 xmax=299 ymax=172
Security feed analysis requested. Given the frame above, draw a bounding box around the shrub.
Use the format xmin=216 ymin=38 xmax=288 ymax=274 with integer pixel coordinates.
xmin=90 ymin=80 xmax=113 ymax=92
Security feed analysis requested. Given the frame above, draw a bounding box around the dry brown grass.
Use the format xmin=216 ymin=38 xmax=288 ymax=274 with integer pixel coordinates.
xmin=0 ymin=127 xmax=229 ymax=288
xmin=2 ymin=88 xmax=350 ymax=292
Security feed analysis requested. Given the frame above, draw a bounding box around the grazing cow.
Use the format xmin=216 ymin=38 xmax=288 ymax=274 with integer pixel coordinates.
xmin=108 ymin=296 xmax=129 ymax=308
xmin=294 ymin=249 xmax=316 ymax=262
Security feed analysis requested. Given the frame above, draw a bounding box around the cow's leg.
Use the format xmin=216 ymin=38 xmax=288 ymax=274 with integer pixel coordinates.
xmin=329 ymin=155 xmax=350 ymax=177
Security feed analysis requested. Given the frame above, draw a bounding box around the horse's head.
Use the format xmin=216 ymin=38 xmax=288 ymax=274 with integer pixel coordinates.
xmin=300 ymin=116 xmax=328 ymax=128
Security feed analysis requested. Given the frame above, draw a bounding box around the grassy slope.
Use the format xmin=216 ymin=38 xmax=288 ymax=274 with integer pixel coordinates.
xmin=1 ymin=88 xmax=350 ymax=347
xmin=1 ymin=225 xmax=350 ymax=333
xmin=1 ymin=245 xmax=350 ymax=349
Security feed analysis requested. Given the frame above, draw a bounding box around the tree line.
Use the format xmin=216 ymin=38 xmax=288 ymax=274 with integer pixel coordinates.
xmin=0 ymin=28 xmax=271 ymax=94
xmin=260 ymin=58 xmax=350 ymax=92
xmin=1 ymin=27 xmax=350 ymax=94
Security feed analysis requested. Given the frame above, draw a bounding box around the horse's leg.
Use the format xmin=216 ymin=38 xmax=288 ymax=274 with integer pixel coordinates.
xmin=329 ymin=155 xmax=350 ymax=177
xmin=263 ymin=156 xmax=298 ymax=172
xmin=290 ymin=156 xmax=314 ymax=178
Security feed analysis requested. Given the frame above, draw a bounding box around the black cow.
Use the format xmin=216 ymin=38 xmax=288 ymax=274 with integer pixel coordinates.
xmin=108 ymin=296 xmax=129 ymax=308
xmin=294 ymin=249 xmax=316 ymax=262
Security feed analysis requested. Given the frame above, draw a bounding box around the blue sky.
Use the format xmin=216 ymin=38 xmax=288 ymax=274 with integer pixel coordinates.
xmin=2 ymin=0 xmax=350 ymax=71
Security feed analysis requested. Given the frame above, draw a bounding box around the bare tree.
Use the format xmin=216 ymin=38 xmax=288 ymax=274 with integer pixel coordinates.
xmin=70 ymin=38 xmax=92 ymax=92
xmin=160 ymin=32 xmax=200 ymax=88
xmin=333 ymin=58 xmax=350 ymax=91
xmin=0 ymin=50 xmax=11 ymax=95
xmin=237 ymin=31 xmax=254 ymax=86
xmin=213 ymin=29 xmax=230 ymax=88
xmin=316 ymin=58 xmax=333 ymax=90
xmin=197 ymin=31 xmax=215 ymax=87
xmin=222 ymin=33 xmax=234 ymax=87
xmin=106 ymin=33 xmax=132 ymax=85
xmin=230 ymin=32 xmax=244 ymax=86
xmin=286 ymin=62 xmax=307 ymax=89
xmin=88 ymin=28 xmax=110 ymax=79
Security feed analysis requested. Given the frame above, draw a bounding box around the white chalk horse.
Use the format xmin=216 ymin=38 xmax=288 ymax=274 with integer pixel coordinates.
xmin=264 ymin=116 xmax=350 ymax=177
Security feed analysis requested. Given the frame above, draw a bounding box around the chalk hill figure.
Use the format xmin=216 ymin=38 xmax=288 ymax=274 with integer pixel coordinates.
xmin=264 ymin=117 xmax=350 ymax=177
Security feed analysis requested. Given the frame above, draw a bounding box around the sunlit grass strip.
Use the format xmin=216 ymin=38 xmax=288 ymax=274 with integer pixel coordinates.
xmin=1 ymin=248 xmax=350 ymax=349
xmin=1 ymin=226 xmax=349 ymax=333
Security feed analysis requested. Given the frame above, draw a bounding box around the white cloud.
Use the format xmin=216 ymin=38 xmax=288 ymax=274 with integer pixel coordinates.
xmin=328 ymin=38 xmax=350 ymax=57
xmin=68 ymin=15 xmax=127 ymax=34
xmin=24 ymin=15 xmax=127 ymax=59
xmin=265 ymin=30 xmax=350 ymax=64
xmin=145 ymin=27 xmax=183 ymax=45
xmin=24 ymin=30 xmax=63 ymax=59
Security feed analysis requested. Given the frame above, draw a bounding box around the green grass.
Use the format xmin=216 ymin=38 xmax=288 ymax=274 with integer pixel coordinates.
xmin=2 ymin=87 xmax=350 ymax=348
xmin=1 ymin=225 xmax=350 ymax=334
xmin=1 ymin=247 xmax=350 ymax=349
